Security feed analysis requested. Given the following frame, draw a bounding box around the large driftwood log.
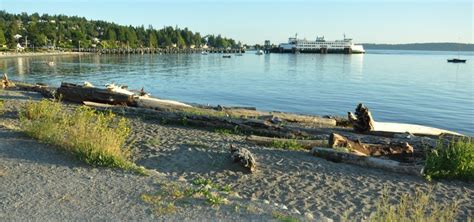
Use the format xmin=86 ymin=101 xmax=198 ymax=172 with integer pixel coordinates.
xmin=311 ymin=147 xmax=422 ymax=176
xmin=84 ymin=101 xmax=311 ymax=138
xmin=1 ymin=73 xmax=15 ymax=89
xmin=56 ymin=82 xmax=135 ymax=106
xmin=246 ymin=135 xmax=327 ymax=149
xmin=230 ymin=145 xmax=257 ymax=173
xmin=348 ymin=103 xmax=375 ymax=133
xmin=329 ymin=133 xmax=414 ymax=161
xmin=15 ymin=83 xmax=56 ymax=98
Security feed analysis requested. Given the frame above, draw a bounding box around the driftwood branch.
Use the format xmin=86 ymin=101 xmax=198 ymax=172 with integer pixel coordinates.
xmin=311 ymin=147 xmax=422 ymax=176
xmin=230 ymin=145 xmax=257 ymax=173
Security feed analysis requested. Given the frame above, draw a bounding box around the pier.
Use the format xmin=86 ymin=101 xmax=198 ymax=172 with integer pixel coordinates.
xmin=71 ymin=48 xmax=246 ymax=55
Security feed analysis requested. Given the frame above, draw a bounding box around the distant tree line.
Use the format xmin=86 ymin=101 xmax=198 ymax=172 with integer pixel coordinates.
xmin=0 ymin=11 xmax=241 ymax=50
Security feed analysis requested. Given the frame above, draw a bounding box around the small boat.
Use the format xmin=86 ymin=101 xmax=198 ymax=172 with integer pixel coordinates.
xmin=201 ymin=51 xmax=208 ymax=55
xmin=256 ymin=50 xmax=264 ymax=55
xmin=447 ymin=58 xmax=466 ymax=63
xmin=447 ymin=41 xmax=467 ymax=63
xmin=222 ymin=55 xmax=231 ymax=58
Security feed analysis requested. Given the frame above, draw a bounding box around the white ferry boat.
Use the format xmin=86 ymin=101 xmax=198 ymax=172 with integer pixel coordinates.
xmin=278 ymin=35 xmax=365 ymax=54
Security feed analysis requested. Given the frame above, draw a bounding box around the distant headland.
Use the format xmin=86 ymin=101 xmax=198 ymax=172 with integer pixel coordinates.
xmin=362 ymin=43 xmax=474 ymax=52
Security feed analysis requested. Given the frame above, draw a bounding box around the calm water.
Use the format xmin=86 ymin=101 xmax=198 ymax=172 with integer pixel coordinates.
xmin=1 ymin=50 xmax=473 ymax=135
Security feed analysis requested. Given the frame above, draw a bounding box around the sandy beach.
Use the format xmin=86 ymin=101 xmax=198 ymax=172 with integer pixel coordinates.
xmin=1 ymin=88 xmax=473 ymax=221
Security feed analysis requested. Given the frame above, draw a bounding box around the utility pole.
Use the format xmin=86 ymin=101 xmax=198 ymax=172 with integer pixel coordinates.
xmin=25 ymin=36 xmax=28 ymax=51
xmin=79 ymin=40 xmax=81 ymax=52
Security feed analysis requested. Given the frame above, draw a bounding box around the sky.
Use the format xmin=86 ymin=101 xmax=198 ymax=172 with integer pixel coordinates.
xmin=1 ymin=0 xmax=473 ymax=45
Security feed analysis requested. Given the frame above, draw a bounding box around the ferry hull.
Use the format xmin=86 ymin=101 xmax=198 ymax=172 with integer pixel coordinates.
xmin=272 ymin=48 xmax=365 ymax=54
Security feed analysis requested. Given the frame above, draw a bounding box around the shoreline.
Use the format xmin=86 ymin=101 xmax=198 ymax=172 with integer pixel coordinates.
xmin=0 ymin=51 xmax=92 ymax=59
xmin=0 ymin=89 xmax=473 ymax=220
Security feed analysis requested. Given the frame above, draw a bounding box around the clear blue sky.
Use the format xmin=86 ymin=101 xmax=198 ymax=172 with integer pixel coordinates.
xmin=1 ymin=0 xmax=472 ymax=44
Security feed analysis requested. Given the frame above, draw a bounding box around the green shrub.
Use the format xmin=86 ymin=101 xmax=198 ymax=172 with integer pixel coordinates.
xmin=19 ymin=100 xmax=141 ymax=172
xmin=423 ymin=139 xmax=474 ymax=181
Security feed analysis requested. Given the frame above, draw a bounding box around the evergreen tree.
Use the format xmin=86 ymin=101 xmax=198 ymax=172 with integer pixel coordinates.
xmin=0 ymin=28 xmax=7 ymax=46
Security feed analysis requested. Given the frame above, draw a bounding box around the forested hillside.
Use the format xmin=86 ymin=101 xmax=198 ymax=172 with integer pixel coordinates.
xmin=0 ymin=11 xmax=240 ymax=50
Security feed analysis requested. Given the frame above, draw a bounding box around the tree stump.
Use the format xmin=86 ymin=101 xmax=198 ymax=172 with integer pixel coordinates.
xmin=1 ymin=73 xmax=15 ymax=89
xmin=348 ymin=103 xmax=375 ymax=133
xmin=230 ymin=145 xmax=257 ymax=173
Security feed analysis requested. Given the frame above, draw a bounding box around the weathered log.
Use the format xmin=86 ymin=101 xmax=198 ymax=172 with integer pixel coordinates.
xmin=56 ymin=82 xmax=135 ymax=106
xmin=311 ymin=147 xmax=422 ymax=176
xmin=372 ymin=122 xmax=462 ymax=137
xmin=329 ymin=133 xmax=414 ymax=161
xmin=83 ymin=101 xmax=308 ymax=138
xmin=270 ymin=112 xmax=337 ymax=126
xmin=348 ymin=103 xmax=375 ymax=133
xmin=15 ymin=83 xmax=56 ymax=98
xmin=246 ymin=135 xmax=327 ymax=149
xmin=230 ymin=144 xmax=257 ymax=173
xmin=216 ymin=105 xmax=257 ymax=111
xmin=348 ymin=103 xmax=461 ymax=136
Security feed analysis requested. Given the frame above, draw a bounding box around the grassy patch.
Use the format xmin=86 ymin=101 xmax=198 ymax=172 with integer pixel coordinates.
xmin=0 ymin=99 xmax=4 ymax=115
xmin=141 ymin=177 xmax=233 ymax=215
xmin=272 ymin=211 xmax=300 ymax=222
xmin=180 ymin=107 xmax=228 ymax=118
xmin=269 ymin=140 xmax=305 ymax=151
xmin=370 ymin=187 xmax=458 ymax=222
xmin=214 ymin=126 xmax=241 ymax=136
xmin=423 ymin=139 xmax=474 ymax=181
xmin=19 ymin=99 xmax=143 ymax=173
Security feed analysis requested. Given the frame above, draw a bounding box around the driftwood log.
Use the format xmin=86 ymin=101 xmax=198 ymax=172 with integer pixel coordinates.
xmin=311 ymin=147 xmax=422 ymax=176
xmin=1 ymin=73 xmax=15 ymax=89
xmin=230 ymin=145 xmax=257 ymax=173
xmin=15 ymin=82 xmax=56 ymax=98
xmin=246 ymin=135 xmax=327 ymax=150
xmin=56 ymin=82 xmax=135 ymax=106
xmin=329 ymin=133 xmax=414 ymax=161
xmin=348 ymin=103 xmax=375 ymax=133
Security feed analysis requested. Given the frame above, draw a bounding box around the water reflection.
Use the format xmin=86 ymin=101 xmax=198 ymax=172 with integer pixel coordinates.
xmin=1 ymin=51 xmax=473 ymax=135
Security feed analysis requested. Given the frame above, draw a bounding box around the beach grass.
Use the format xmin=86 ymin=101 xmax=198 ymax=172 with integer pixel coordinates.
xmin=423 ymin=139 xmax=474 ymax=181
xmin=269 ymin=140 xmax=305 ymax=151
xmin=19 ymin=99 xmax=143 ymax=173
xmin=272 ymin=211 xmax=299 ymax=222
xmin=214 ymin=126 xmax=241 ymax=136
xmin=141 ymin=178 xmax=232 ymax=215
xmin=370 ymin=187 xmax=458 ymax=222
xmin=0 ymin=99 xmax=4 ymax=115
